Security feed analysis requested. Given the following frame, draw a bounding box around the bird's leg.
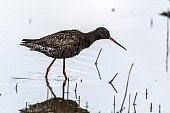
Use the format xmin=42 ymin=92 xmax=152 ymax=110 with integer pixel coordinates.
xmin=45 ymin=58 xmax=56 ymax=79
xmin=62 ymin=80 xmax=66 ymax=99
xmin=63 ymin=58 xmax=67 ymax=80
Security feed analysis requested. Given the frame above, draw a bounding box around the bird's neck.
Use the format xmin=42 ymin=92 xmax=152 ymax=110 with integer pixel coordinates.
xmin=86 ymin=31 xmax=99 ymax=45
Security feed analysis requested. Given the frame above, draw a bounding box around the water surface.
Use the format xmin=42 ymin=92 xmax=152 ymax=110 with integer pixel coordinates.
xmin=0 ymin=0 xmax=170 ymax=112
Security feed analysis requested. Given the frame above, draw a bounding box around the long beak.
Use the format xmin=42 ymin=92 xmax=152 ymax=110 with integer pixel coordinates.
xmin=109 ymin=37 xmax=127 ymax=51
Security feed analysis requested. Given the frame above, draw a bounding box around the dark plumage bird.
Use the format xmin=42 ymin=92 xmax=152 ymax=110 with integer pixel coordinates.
xmin=20 ymin=27 xmax=126 ymax=80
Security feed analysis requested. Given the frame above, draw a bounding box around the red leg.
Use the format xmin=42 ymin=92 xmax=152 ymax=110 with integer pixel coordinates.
xmin=63 ymin=58 xmax=67 ymax=80
xmin=62 ymin=80 xmax=66 ymax=98
xmin=45 ymin=58 xmax=56 ymax=79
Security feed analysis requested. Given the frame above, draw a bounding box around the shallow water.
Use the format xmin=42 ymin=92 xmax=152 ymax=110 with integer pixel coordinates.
xmin=0 ymin=0 xmax=170 ymax=112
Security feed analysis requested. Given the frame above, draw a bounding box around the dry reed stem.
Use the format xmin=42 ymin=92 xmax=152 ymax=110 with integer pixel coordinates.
xmin=166 ymin=8 xmax=169 ymax=72
xmin=128 ymin=94 xmax=131 ymax=113
xmin=114 ymin=95 xmax=116 ymax=113
xmin=109 ymin=73 xmax=118 ymax=83
xmin=120 ymin=63 xmax=134 ymax=113
xmin=95 ymin=48 xmax=102 ymax=80
xmin=95 ymin=48 xmax=102 ymax=64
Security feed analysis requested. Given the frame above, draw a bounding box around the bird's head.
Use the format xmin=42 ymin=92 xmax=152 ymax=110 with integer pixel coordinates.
xmin=96 ymin=27 xmax=127 ymax=51
xmin=96 ymin=27 xmax=110 ymax=40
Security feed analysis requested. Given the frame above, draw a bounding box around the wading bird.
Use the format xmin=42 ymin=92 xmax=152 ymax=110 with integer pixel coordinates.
xmin=20 ymin=27 xmax=126 ymax=80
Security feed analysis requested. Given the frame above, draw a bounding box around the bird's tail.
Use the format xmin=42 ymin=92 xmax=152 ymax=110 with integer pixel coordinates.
xmin=20 ymin=38 xmax=42 ymax=45
xmin=21 ymin=38 xmax=41 ymax=43
xmin=20 ymin=39 xmax=41 ymax=51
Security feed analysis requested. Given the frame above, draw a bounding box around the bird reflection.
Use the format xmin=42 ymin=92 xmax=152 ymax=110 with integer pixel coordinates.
xmin=19 ymin=78 xmax=89 ymax=113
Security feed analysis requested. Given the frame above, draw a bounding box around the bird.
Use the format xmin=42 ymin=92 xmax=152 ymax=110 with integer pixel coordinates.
xmin=20 ymin=27 xmax=127 ymax=80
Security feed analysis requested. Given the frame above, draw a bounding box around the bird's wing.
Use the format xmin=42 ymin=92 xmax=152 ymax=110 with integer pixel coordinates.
xmin=21 ymin=30 xmax=84 ymax=58
xmin=21 ymin=30 xmax=81 ymax=49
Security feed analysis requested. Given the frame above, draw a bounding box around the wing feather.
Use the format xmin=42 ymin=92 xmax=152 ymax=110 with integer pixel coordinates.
xmin=20 ymin=29 xmax=83 ymax=58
